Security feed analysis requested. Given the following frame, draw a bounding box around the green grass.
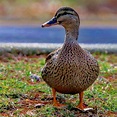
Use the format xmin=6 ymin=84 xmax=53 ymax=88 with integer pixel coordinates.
xmin=0 ymin=53 xmax=117 ymax=116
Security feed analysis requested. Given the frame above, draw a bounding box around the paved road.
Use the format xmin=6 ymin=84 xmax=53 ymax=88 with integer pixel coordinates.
xmin=0 ymin=26 xmax=117 ymax=44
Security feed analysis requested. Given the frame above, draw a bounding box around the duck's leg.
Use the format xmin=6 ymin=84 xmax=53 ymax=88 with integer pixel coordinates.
xmin=76 ymin=92 xmax=84 ymax=110
xmin=76 ymin=92 xmax=94 ymax=111
xmin=52 ymin=88 xmax=65 ymax=107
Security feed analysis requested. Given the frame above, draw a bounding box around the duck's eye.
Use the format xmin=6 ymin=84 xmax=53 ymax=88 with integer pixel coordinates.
xmin=58 ymin=21 xmax=63 ymax=24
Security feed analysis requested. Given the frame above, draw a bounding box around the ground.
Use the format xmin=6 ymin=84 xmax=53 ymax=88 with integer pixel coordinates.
xmin=0 ymin=53 xmax=116 ymax=117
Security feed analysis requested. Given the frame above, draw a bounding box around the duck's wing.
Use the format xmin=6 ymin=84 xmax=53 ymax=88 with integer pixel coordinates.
xmin=45 ymin=47 xmax=61 ymax=63
xmin=84 ymin=49 xmax=96 ymax=60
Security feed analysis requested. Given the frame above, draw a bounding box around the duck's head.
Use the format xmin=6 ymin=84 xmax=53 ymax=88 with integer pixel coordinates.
xmin=42 ymin=7 xmax=80 ymax=29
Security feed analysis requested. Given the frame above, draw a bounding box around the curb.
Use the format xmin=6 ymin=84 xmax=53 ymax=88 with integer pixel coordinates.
xmin=0 ymin=43 xmax=117 ymax=55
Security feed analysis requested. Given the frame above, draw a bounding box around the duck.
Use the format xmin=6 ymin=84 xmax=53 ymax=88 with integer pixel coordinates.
xmin=41 ymin=7 xmax=99 ymax=110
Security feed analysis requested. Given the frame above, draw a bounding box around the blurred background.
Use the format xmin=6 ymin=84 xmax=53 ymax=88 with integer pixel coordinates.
xmin=0 ymin=0 xmax=117 ymax=26
xmin=0 ymin=0 xmax=117 ymax=43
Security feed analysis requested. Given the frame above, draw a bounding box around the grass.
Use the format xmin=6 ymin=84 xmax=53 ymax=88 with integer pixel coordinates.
xmin=0 ymin=53 xmax=117 ymax=117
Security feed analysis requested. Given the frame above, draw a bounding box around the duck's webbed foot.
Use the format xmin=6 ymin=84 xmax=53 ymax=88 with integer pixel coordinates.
xmin=52 ymin=88 xmax=65 ymax=108
xmin=76 ymin=92 xmax=93 ymax=112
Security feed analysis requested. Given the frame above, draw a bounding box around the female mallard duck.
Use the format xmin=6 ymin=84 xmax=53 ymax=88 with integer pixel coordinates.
xmin=41 ymin=7 xmax=99 ymax=110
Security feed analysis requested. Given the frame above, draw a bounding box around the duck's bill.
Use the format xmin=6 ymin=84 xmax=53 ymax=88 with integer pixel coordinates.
xmin=42 ymin=17 xmax=57 ymax=27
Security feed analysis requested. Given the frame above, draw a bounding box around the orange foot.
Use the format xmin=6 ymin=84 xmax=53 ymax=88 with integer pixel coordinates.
xmin=53 ymin=101 xmax=65 ymax=108
xmin=52 ymin=88 xmax=65 ymax=108
xmin=76 ymin=103 xmax=87 ymax=110
xmin=76 ymin=102 xmax=93 ymax=111
xmin=76 ymin=91 xmax=92 ymax=111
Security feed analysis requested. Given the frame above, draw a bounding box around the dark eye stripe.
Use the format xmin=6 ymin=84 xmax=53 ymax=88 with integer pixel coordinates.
xmin=56 ymin=12 xmax=74 ymax=19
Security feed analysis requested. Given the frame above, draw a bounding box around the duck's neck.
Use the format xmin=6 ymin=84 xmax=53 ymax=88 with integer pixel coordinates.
xmin=64 ymin=25 xmax=79 ymax=42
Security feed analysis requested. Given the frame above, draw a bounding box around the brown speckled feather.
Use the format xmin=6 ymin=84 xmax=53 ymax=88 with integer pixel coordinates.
xmin=42 ymin=40 xmax=99 ymax=94
xmin=41 ymin=7 xmax=99 ymax=95
xmin=45 ymin=47 xmax=61 ymax=62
